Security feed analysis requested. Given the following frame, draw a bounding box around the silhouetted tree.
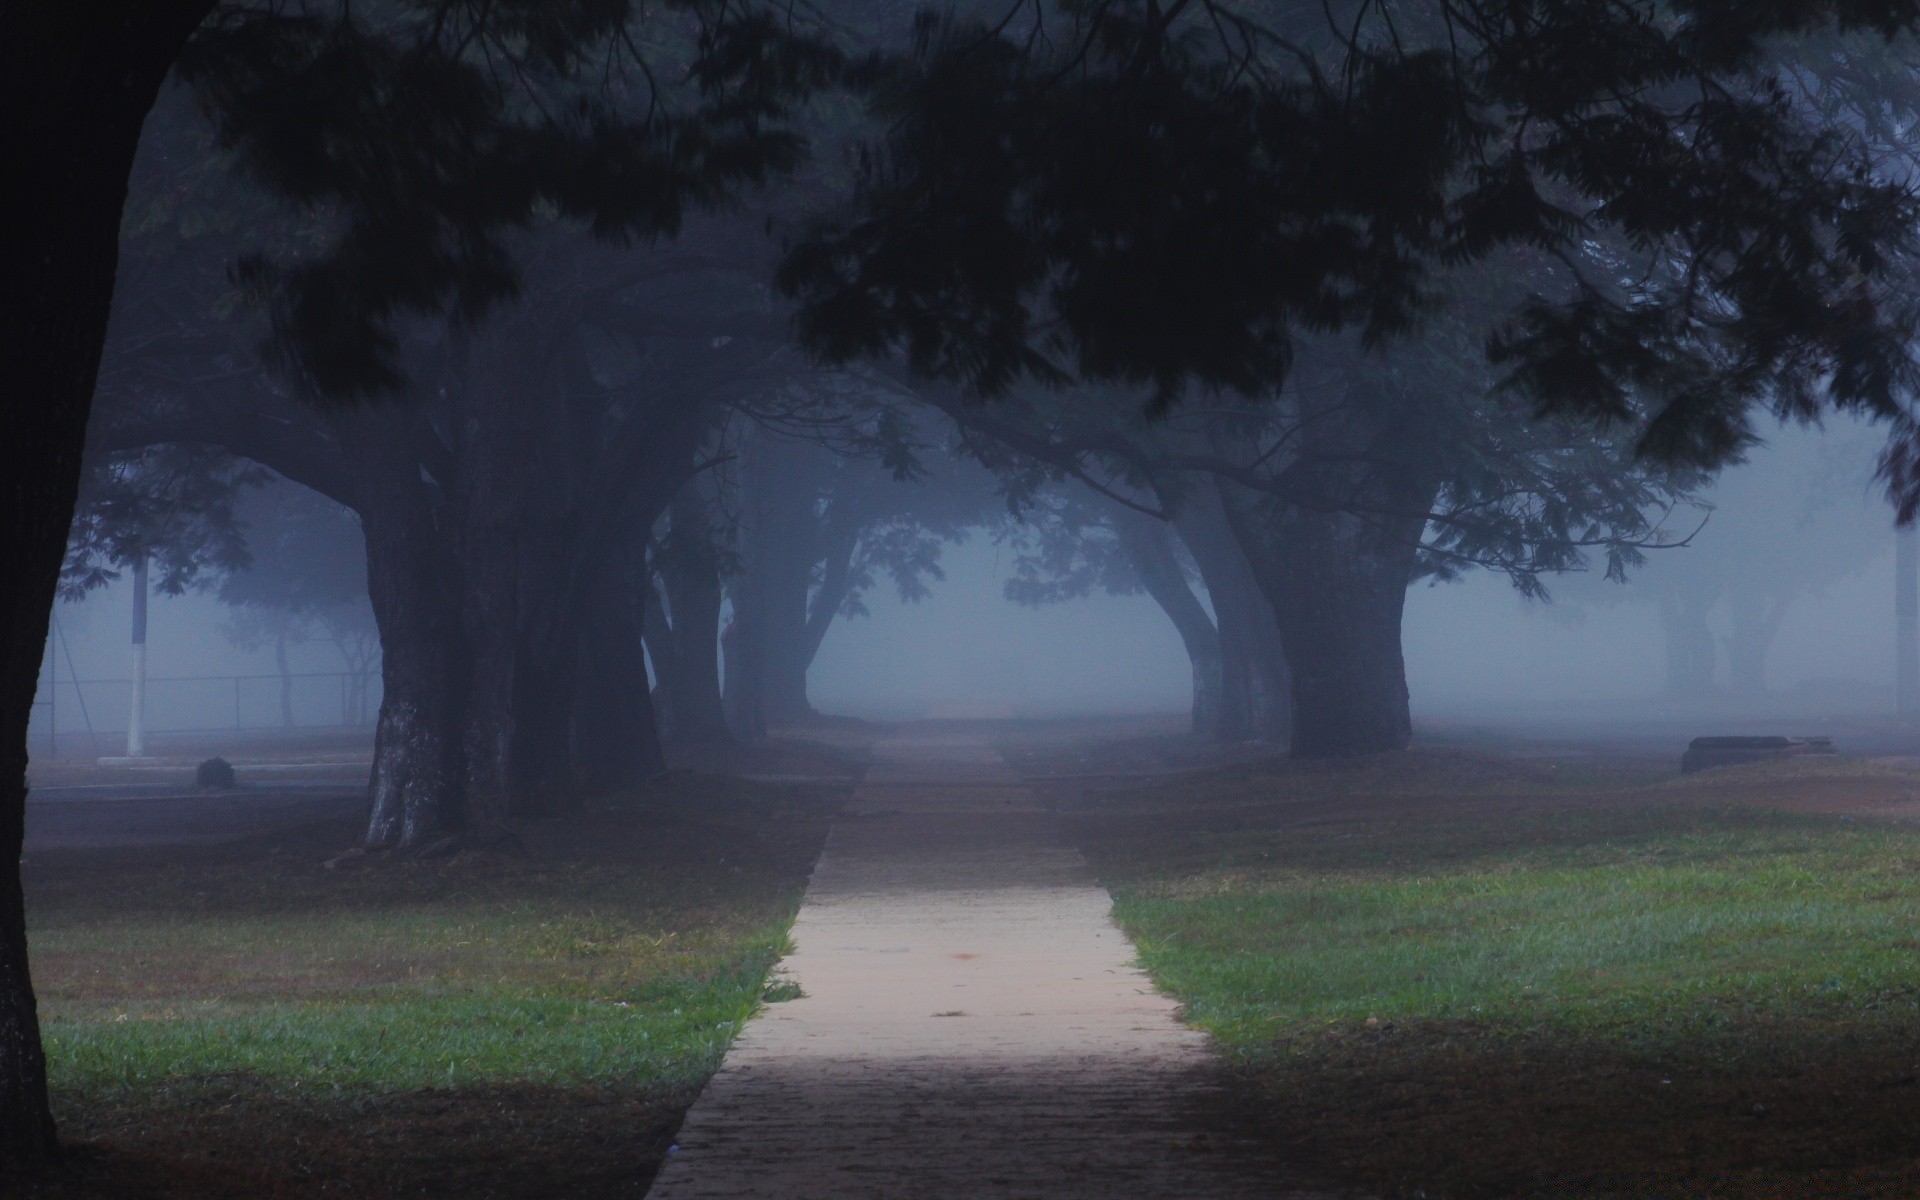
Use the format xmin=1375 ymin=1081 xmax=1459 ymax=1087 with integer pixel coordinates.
xmin=720 ymin=402 xmax=996 ymax=733
xmin=779 ymin=0 xmax=1920 ymax=756
xmin=3 ymin=2 xmax=833 ymax=1161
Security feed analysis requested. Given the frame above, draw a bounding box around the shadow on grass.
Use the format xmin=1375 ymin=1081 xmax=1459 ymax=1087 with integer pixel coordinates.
xmin=1244 ymin=1018 xmax=1920 ymax=1199
xmin=16 ymin=769 xmax=850 ymax=1199
xmin=15 ymin=1080 xmax=685 ymax=1199
xmin=1060 ymin=743 xmax=1920 ymax=1198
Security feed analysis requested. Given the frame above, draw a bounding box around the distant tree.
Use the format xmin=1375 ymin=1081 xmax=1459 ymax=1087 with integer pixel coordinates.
xmin=646 ymin=470 xmax=737 ymax=749
xmin=719 ymin=401 xmax=999 ymax=733
xmin=60 ymin=445 xmax=262 ymax=601
xmin=779 ymin=1 xmax=1920 ymax=757
xmin=1000 ymin=487 xmax=1231 ymax=737
xmin=1547 ymin=423 xmax=1890 ymax=701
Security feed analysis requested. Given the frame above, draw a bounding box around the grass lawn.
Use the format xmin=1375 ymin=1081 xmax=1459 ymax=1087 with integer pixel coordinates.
xmin=1068 ymin=749 xmax=1920 ymax=1199
xmin=14 ymin=772 xmax=845 ymax=1199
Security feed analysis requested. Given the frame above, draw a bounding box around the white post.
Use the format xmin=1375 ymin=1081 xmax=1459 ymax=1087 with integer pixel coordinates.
xmin=127 ymin=552 xmax=149 ymax=757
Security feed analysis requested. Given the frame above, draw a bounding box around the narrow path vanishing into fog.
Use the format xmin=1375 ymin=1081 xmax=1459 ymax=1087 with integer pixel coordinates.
xmin=647 ymin=728 xmax=1321 ymax=1200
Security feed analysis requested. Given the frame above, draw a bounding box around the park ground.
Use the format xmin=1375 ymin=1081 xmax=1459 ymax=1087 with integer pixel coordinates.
xmin=16 ymin=717 xmax=1920 ymax=1197
xmin=1016 ymin=723 xmax=1920 ymax=1198
xmin=12 ymin=739 xmax=860 ymax=1200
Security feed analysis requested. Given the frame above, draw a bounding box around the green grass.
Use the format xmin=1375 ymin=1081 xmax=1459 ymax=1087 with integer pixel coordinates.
xmin=18 ymin=775 xmax=840 ymax=1198
xmin=1070 ymin=753 xmax=1920 ymax=1198
xmin=36 ymin=899 xmax=787 ymax=1095
xmin=1115 ymin=807 xmax=1920 ymax=1048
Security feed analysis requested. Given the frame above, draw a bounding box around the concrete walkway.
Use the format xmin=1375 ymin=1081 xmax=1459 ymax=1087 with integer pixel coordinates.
xmin=647 ymin=728 xmax=1320 ymax=1199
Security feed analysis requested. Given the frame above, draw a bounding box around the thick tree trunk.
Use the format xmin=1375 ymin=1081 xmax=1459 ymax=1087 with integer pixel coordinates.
xmin=727 ymin=432 xmax=829 ymax=732
xmin=1114 ymin=514 xmax=1223 ymax=737
xmin=1170 ymin=482 xmax=1290 ymax=744
xmin=646 ymin=490 xmax=733 ymax=746
xmin=1263 ymin=520 xmax=1417 ymax=758
xmin=751 ymin=534 xmax=822 ymax=728
xmin=346 ymin=412 xmax=467 ymax=851
xmin=1215 ymin=448 xmax=1432 ymax=760
xmin=571 ymin=561 xmax=664 ymax=793
xmin=721 ymin=599 xmax=767 ymax=742
xmin=455 ymin=423 xmax=531 ymax=828
xmin=0 ymin=2 xmax=216 ymax=1170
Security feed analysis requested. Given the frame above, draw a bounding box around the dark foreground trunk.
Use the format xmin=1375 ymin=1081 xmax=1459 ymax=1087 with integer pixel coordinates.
xmin=744 ymin=506 xmax=824 ymax=726
xmin=0 ymin=2 xmax=216 ymax=1169
xmin=725 ymin=431 xmax=862 ymax=732
xmin=346 ymin=411 xmax=467 ymax=851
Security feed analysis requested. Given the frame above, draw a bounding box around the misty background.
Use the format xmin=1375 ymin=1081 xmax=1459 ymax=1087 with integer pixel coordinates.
xmin=35 ymin=416 xmax=1905 ymax=747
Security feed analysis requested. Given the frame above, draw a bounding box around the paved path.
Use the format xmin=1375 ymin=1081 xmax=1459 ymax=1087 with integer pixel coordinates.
xmin=648 ymin=729 xmax=1321 ymax=1199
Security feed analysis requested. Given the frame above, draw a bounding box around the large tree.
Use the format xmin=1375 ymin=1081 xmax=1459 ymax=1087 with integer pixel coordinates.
xmin=777 ymin=0 xmax=1920 ymax=754
xmin=3 ymin=0 xmax=832 ymax=1165
xmin=11 ymin=0 xmax=1920 ymax=1173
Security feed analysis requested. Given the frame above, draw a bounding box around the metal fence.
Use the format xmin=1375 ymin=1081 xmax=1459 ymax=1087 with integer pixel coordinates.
xmin=29 ymin=670 xmax=380 ymax=758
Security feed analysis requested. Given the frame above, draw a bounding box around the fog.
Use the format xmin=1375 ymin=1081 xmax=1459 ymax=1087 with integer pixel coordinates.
xmin=37 ymin=420 xmax=1910 ymax=750
xmin=31 ymin=576 xmax=379 ymax=752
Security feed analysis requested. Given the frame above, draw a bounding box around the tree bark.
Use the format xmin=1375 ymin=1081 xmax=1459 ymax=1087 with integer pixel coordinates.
xmin=727 ymin=431 xmax=829 ymax=731
xmin=1114 ymin=514 xmax=1223 ymax=737
xmin=0 ymin=0 xmax=217 ymax=1170
xmin=343 ymin=409 xmax=467 ymax=851
xmin=646 ymin=490 xmax=733 ymax=746
xmin=1214 ymin=437 xmax=1433 ymax=759
xmin=721 ymin=599 xmax=767 ymax=742
xmin=1170 ymin=481 xmax=1290 ymax=743
xmin=570 ymin=555 xmax=664 ymax=794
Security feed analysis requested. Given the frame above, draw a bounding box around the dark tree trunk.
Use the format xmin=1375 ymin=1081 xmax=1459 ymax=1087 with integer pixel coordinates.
xmin=345 ymin=411 xmax=467 ymax=851
xmin=0 ymin=2 xmax=217 ymax=1169
xmin=1114 ymin=514 xmax=1223 ymax=737
xmin=726 ymin=432 xmax=829 ymax=732
xmin=1170 ymin=482 xmax=1290 ymax=744
xmin=1215 ymin=440 xmax=1434 ymax=760
xmin=571 ymin=559 xmax=664 ymax=793
xmin=646 ymin=490 xmax=733 ymax=746
xmin=751 ymin=529 xmax=823 ymax=728
xmin=721 ymin=598 xmax=767 ymax=742
xmin=453 ymin=370 xmax=535 ymax=828
xmin=1261 ymin=516 xmax=1419 ymax=758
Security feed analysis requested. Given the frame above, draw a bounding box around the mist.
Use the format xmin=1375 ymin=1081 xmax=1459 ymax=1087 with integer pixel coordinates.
xmin=20 ymin=3 xmax=1920 ymax=1196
